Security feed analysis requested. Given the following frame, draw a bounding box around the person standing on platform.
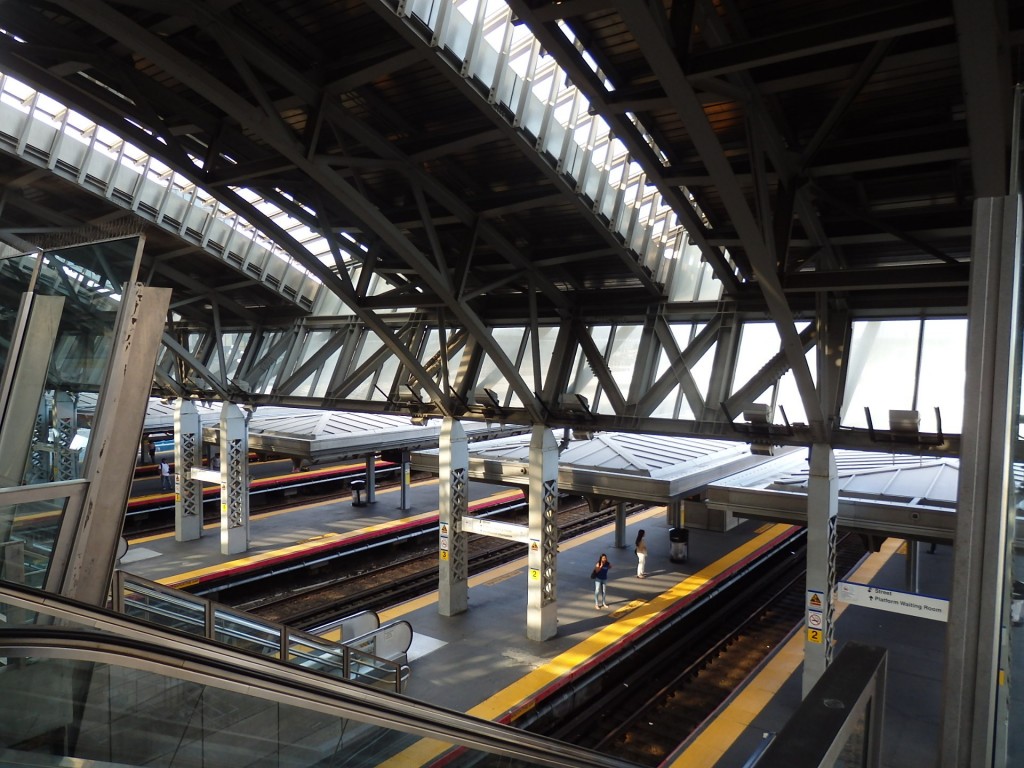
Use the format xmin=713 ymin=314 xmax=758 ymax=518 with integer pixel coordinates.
xmin=592 ymin=553 xmax=611 ymax=609
xmin=635 ymin=529 xmax=648 ymax=578
xmin=146 ymin=438 xmax=156 ymax=464
xmin=159 ymin=458 xmax=172 ymax=491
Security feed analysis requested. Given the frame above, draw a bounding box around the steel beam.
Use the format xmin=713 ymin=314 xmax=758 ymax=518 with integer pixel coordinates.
xmin=941 ymin=195 xmax=1021 ymax=768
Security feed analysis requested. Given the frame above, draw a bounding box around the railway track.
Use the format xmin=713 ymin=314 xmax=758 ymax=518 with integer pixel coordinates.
xmin=123 ymin=460 xmax=404 ymax=536
xmin=524 ymin=530 xmax=867 ymax=766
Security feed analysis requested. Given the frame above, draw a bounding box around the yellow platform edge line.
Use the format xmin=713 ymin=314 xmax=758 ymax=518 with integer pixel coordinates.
xmin=150 ymin=488 xmax=526 ymax=586
xmin=378 ymin=522 xmax=797 ymax=768
xmin=667 ymin=537 xmax=906 ymax=768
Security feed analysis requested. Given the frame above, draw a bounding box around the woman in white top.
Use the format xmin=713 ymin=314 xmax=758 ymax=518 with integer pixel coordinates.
xmin=635 ymin=529 xmax=648 ymax=578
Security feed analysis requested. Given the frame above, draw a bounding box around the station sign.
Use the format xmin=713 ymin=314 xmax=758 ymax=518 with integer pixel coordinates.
xmin=461 ymin=516 xmax=530 ymax=543
xmin=838 ymin=581 xmax=948 ymax=622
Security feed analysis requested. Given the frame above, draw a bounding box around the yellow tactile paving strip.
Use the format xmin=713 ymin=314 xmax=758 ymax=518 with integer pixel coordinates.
xmin=666 ymin=536 xmax=905 ymax=768
xmin=377 ymin=521 xmax=799 ymax=767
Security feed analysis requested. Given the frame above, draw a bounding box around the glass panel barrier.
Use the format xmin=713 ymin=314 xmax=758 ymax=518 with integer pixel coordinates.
xmin=120 ymin=579 xmax=208 ymax=636
xmin=11 ymin=239 xmax=141 ymax=488
xmin=213 ymin=605 xmax=282 ymax=658
xmin=114 ymin=571 xmax=406 ymax=692
xmin=0 ymin=494 xmax=67 ymax=589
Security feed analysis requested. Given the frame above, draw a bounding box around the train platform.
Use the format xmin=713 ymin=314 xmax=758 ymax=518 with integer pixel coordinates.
xmin=369 ymin=526 xmax=946 ymax=768
xmin=121 ymin=472 xmax=515 ymax=586
xmin=122 ymin=476 xmax=948 ymax=767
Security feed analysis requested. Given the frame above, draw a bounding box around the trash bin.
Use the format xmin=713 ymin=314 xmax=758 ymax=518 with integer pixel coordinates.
xmin=669 ymin=527 xmax=689 ymax=563
xmin=350 ymin=479 xmax=366 ymax=507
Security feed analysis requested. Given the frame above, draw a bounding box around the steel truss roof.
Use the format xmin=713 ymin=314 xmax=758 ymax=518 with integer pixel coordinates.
xmin=0 ymin=1 xmax=1017 ymax=453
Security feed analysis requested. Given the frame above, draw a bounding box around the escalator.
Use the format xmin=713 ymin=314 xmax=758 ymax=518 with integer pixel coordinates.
xmin=0 ymin=583 xmax=639 ymax=768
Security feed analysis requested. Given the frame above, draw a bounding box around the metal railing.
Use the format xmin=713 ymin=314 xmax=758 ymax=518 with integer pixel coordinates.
xmin=112 ymin=570 xmax=411 ymax=692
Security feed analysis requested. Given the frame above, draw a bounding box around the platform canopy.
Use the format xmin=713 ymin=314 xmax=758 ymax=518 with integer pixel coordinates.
xmin=704 ymin=450 xmax=959 ymax=542
xmin=80 ymin=397 xmax=528 ymax=463
xmin=228 ymin=410 xmax=529 ymax=462
xmin=410 ymin=430 xmax=793 ymax=504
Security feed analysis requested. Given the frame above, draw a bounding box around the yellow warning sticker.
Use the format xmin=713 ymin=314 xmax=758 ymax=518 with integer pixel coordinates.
xmin=807 ymin=628 xmax=823 ymax=644
xmin=529 ymin=568 xmax=539 ymax=580
xmin=440 ymin=551 xmax=449 ymax=561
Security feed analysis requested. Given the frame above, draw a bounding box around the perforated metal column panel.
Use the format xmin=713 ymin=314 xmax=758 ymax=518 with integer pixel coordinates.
xmin=438 ymin=418 xmax=468 ymax=616
xmin=174 ymin=398 xmax=202 ymax=542
xmin=218 ymin=403 xmax=249 ymax=555
xmin=528 ymin=426 xmax=558 ymax=641
xmin=803 ymin=443 xmax=838 ymax=697
xmin=53 ymin=391 xmax=76 ymax=482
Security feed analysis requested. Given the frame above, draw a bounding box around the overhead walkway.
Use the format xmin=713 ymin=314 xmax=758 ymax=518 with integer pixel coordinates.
xmin=0 ymin=580 xmax=638 ymax=768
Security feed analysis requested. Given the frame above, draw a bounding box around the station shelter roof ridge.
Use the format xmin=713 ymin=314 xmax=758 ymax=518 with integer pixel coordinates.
xmin=136 ymin=398 xmax=530 ymax=462
xmin=232 ymin=410 xmax=530 ymax=462
xmin=704 ymin=449 xmax=961 ymax=543
xmin=712 ymin=449 xmax=960 ymax=510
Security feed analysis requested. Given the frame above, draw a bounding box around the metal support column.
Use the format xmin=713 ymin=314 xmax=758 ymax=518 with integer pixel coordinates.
xmin=941 ymin=195 xmax=1021 ymax=768
xmin=667 ymin=499 xmax=683 ymax=529
xmin=614 ymin=502 xmax=627 ymax=549
xmin=174 ymin=399 xmax=203 ymax=542
xmin=53 ymin=391 xmax=77 ymax=481
xmin=905 ymin=540 xmax=920 ymax=594
xmin=803 ymin=442 xmax=838 ymax=697
xmin=399 ymin=449 xmax=410 ymax=511
xmin=438 ymin=417 xmax=468 ymax=616
xmin=219 ymin=402 xmax=250 ymax=555
xmin=365 ymin=454 xmax=376 ymax=504
xmin=527 ymin=425 xmax=558 ymax=641
xmin=57 ymin=284 xmax=171 ymax=605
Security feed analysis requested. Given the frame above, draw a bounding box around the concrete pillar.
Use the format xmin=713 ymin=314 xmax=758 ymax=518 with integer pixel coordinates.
xmin=527 ymin=425 xmax=558 ymax=641
xmin=438 ymin=417 xmax=468 ymax=616
xmin=174 ymin=399 xmax=203 ymax=542
xmin=803 ymin=443 xmax=838 ymax=697
xmin=219 ymin=402 xmax=250 ymax=555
